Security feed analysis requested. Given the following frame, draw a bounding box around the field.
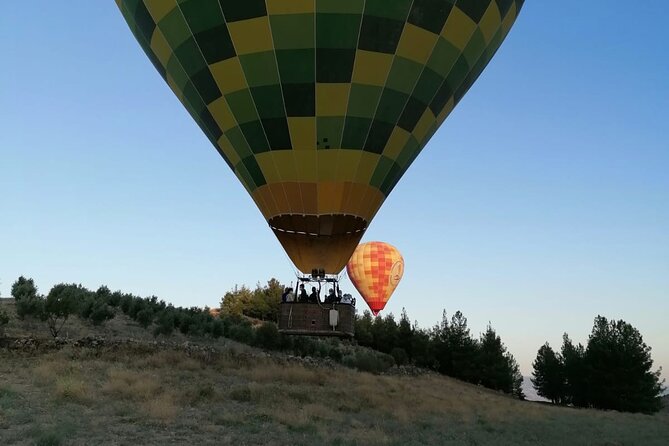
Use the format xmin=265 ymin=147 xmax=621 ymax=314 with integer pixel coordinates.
xmin=1 ymin=300 xmax=668 ymax=445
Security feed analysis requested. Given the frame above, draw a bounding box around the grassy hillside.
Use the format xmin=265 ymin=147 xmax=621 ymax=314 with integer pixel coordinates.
xmin=1 ymin=300 xmax=668 ymax=445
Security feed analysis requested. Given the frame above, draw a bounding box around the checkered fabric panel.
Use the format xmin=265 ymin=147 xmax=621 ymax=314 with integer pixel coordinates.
xmin=117 ymin=0 xmax=524 ymax=223
xmin=347 ymin=241 xmax=404 ymax=315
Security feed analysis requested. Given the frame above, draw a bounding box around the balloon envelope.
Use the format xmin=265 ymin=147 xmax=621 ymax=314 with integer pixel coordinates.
xmin=347 ymin=241 xmax=404 ymax=315
xmin=117 ymin=0 xmax=524 ymax=273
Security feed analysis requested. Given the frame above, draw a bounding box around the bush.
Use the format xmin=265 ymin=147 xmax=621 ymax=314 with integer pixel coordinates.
xmin=254 ymin=322 xmax=280 ymax=350
xmin=0 ymin=308 xmax=10 ymax=337
xmin=327 ymin=345 xmax=343 ymax=362
xmin=16 ymin=295 xmax=45 ymax=320
xmin=153 ymin=310 xmax=175 ymax=337
xmin=78 ymin=294 xmax=96 ymax=319
xmin=136 ymin=308 xmax=154 ymax=329
xmin=89 ymin=302 xmax=115 ymax=325
xmin=342 ymin=350 xmax=395 ymax=374
xmin=292 ymin=337 xmax=318 ymax=357
xmin=391 ymin=347 xmax=409 ymax=366
xmin=228 ymin=323 xmax=254 ymax=344
xmin=210 ymin=319 xmax=224 ymax=338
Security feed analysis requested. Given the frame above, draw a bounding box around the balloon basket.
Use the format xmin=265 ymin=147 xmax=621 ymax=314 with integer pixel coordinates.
xmin=278 ymin=302 xmax=355 ymax=337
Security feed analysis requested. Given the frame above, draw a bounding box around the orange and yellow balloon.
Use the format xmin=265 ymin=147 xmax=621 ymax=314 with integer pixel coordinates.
xmin=347 ymin=242 xmax=404 ymax=316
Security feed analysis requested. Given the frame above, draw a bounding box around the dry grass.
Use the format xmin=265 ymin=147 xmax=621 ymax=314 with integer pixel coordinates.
xmin=140 ymin=350 xmax=201 ymax=371
xmin=142 ymin=393 xmax=178 ymax=423
xmin=261 ymin=406 xmax=312 ymax=430
xmin=1 ymin=299 xmax=667 ymax=446
xmin=240 ymin=363 xmax=329 ymax=386
xmin=345 ymin=426 xmax=391 ymax=445
xmin=102 ymin=368 xmax=161 ymax=401
xmin=54 ymin=375 xmax=91 ymax=402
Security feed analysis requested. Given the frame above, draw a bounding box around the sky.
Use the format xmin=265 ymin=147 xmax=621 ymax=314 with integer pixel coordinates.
xmin=1 ymin=2 xmax=667 ymax=380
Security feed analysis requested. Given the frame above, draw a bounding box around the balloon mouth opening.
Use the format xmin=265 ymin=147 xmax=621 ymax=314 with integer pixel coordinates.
xmin=269 ymin=214 xmax=367 ymax=237
xmin=269 ymin=214 xmax=368 ymax=275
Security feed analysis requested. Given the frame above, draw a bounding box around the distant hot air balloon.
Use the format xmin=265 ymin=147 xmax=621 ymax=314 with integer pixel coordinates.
xmin=117 ymin=0 xmax=524 ymax=274
xmin=347 ymin=241 xmax=404 ymax=315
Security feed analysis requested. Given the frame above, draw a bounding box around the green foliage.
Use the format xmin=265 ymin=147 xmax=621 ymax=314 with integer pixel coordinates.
xmin=561 ymin=334 xmax=588 ymax=407
xmin=220 ymin=279 xmax=284 ymax=322
xmin=585 ymin=316 xmax=664 ymax=413
xmin=534 ymin=317 xmax=665 ymax=413
xmin=120 ymin=294 xmax=133 ymax=314
xmin=11 ymin=276 xmax=38 ymax=301
xmin=509 ymin=355 xmax=525 ymax=400
xmin=35 ymin=431 xmax=64 ymax=446
xmin=210 ymin=319 xmax=224 ymax=338
xmin=397 ymin=309 xmax=413 ymax=359
xmin=254 ymin=322 xmax=281 ymax=350
xmin=89 ymin=301 xmax=115 ymax=325
xmin=8 ymin=275 xmax=529 ymax=401
xmin=12 ymin=276 xmax=45 ymax=320
xmin=108 ymin=290 xmax=123 ymax=307
xmin=342 ymin=350 xmax=395 ymax=374
xmin=390 ymin=347 xmax=408 ymax=366
xmin=371 ymin=314 xmax=398 ymax=354
xmin=0 ymin=308 xmax=9 ymax=337
xmin=44 ymin=284 xmax=84 ymax=338
xmin=532 ymin=343 xmax=566 ymax=404
xmin=136 ymin=308 xmax=154 ymax=329
xmin=228 ymin=322 xmax=254 ymax=344
xmin=476 ymin=325 xmax=519 ymax=394
xmin=354 ymin=311 xmax=374 ymax=346
xmin=448 ymin=311 xmax=480 ymax=383
xmin=153 ymin=310 xmax=175 ymax=337
xmin=16 ymin=295 xmax=46 ymax=321
xmin=352 ymin=307 xmax=523 ymax=396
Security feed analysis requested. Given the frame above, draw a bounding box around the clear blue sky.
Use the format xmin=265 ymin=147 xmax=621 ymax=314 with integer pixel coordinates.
xmin=1 ymin=2 xmax=667 ymax=379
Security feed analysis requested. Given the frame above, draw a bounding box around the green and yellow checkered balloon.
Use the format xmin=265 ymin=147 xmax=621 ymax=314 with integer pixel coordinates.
xmin=116 ymin=0 xmax=525 ymax=273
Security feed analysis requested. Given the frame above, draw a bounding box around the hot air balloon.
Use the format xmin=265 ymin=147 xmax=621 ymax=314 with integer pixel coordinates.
xmin=347 ymin=241 xmax=404 ymax=315
xmin=116 ymin=0 xmax=525 ymax=277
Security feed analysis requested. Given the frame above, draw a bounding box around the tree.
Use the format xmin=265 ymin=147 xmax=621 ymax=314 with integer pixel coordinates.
xmin=397 ymin=308 xmax=414 ymax=360
xmin=509 ymin=354 xmax=526 ymax=400
xmin=410 ymin=324 xmax=433 ymax=369
xmin=475 ymin=325 xmax=517 ymax=394
xmin=257 ymin=278 xmax=283 ymax=321
xmin=89 ymin=301 xmax=115 ymax=325
xmin=561 ymin=334 xmax=588 ymax=407
xmin=354 ymin=311 xmax=374 ymax=347
xmin=531 ymin=343 xmax=566 ymax=404
xmin=370 ymin=314 xmax=398 ymax=354
xmin=153 ymin=309 xmax=176 ymax=337
xmin=431 ymin=310 xmax=452 ymax=375
xmin=44 ymin=284 xmax=84 ymax=338
xmin=218 ymin=280 xmax=284 ymax=321
xmin=220 ymin=285 xmax=254 ymax=317
xmin=585 ymin=316 xmax=664 ymax=413
xmin=11 ymin=276 xmax=45 ymax=320
xmin=447 ymin=311 xmax=479 ymax=383
xmin=136 ymin=308 xmax=154 ymax=329
xmin=11 ymin=276 xmax=37 ymax=301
